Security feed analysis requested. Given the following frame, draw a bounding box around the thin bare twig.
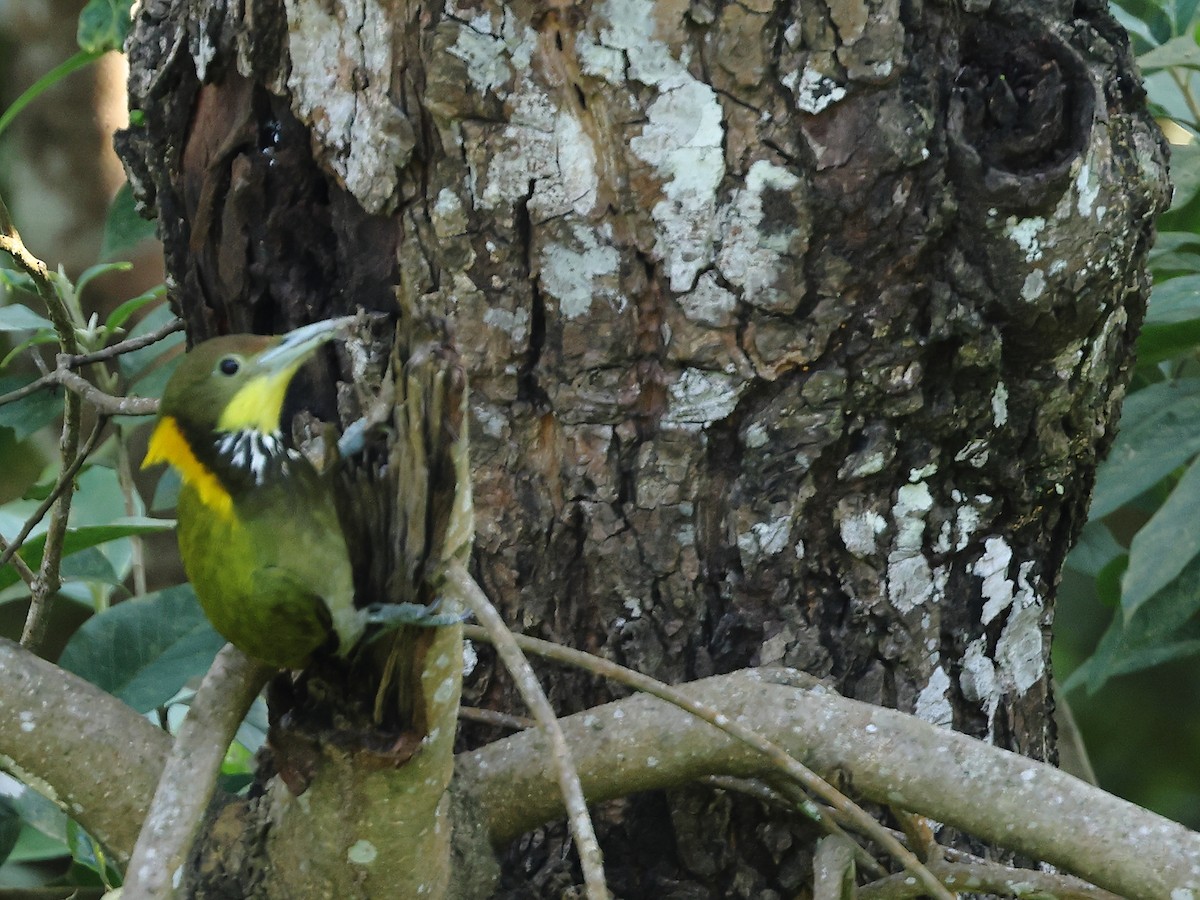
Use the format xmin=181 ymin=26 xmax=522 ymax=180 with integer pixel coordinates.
xmin=0 ymin=368 xmax=159 ymax=416
xmin=123 ymin=644 xmax=271 ymax=900
xmin=0 ymin=416 xmax=108 ymax=573
xmin=0 ymin=318 xmax=182 ymax=412
xmin=448 ymin=564 xmax=609 ymax=900
xmin=461 ymin=623 xmax=955 ymax=900
xmin=53 ymin=370 xmax=158 ymax=415
xmin=0 ymin=534 xmax=35 ymax=586
xmin=60 ymin=315 xmax=183 ymax=367
xmin=2 ymin=189 xmax=84 ymax=656
xmin=858 ymin=858 xmax=1123 ymax=900
xmin=459 ymin=704 xmax=537 ymax=732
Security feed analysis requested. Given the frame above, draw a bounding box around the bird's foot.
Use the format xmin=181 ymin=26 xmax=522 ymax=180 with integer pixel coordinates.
xmin=363 ymin=597 xmax=468 ymax=632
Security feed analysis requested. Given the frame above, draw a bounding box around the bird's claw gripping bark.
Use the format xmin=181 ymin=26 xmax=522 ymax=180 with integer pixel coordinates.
xmin=363 ymin=597 xmax=468 ymax=633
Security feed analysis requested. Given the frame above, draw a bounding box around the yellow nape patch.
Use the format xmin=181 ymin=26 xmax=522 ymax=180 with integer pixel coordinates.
xmin=217 ymin=368 xmax=299 ymax=434
xmin=143 ymin=416 xmax=233 ymax=519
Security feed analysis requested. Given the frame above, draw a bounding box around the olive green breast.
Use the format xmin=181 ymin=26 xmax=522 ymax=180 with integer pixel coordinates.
xmin=176 ymin=467 xmax=356 ymax=669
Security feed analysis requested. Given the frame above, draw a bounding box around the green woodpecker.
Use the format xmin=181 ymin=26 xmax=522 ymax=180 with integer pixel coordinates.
xmin=142 ymin=319 xmax=361 ymax=669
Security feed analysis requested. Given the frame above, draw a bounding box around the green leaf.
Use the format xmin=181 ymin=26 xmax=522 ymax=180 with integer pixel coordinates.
xmin=1112 ymin=0 xmax=1175 ymax=44
xmin=1178 ymin=0 xmax=1200 ymax=31
xmin=0 ymin=795 xmax=19 ymax=867
xmin=76 ymin=0 xmax=134 ymax=54
xmin=0 ymin=330 xmax=61 ymax=369
xmin=104 ymin=285 xmax=166 ymax=334
xmin=74 ymin=261 xmax=133 ymax=297
xmin=1063 ymin=520 xmax=1125 ymax=576
xmin=1121 ymin=454 xmax=1200 ymax=619
xmin=1091 ymin=378 xmax=1200 ymax=517
xmin=59 ymin=546 xmax=122 ymax=588
xmin=1146 ymin=273 xmax=1200 ymax=324
xmin=66 ymin=819 xmax=120 ymax=887
xmin=1065 ymin=551 xmax=1200 ymax=693
xmin=1138 ymin=32 xmax=1200 ymax=70
xmin=0 ymin=50 xmax=103 ymax=142
xmin=118 ymin=302 xmax=185 ymax=382
xmin=151 ymin=466 xmax=181 ymax=513
xmin=0 ymin=375 xmax=60 ymax=440
xmin=0 ymin=518 xmax=174 ymax=592
xmin=1135 ymin=318 xmax=1200 ymax=366
xmin=0 ymin=268 xmax=36 ymax=294
xmin=100 ymin=182 xmax=159 ymax=261
xmin=58 ymin=585 xmax=226 ymax=713
xmin=0 ymin=304 xmax=54 ymax=332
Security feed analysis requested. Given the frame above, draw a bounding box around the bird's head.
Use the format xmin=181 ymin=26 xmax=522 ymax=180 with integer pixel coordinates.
xmin=143 ymin=319 xmax=353 ymax=508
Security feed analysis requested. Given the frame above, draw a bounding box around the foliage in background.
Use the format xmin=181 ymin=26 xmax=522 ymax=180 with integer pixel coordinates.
xmin=1053 ymin=0 xmax=1200 ymax=828
xmin=0 ymin=0 xmax=1197 ymax=888
xmin=0 ymin=1 xmax=248 ymax=890
xmin=1062 ymin=0 xmax=1200 ymax=690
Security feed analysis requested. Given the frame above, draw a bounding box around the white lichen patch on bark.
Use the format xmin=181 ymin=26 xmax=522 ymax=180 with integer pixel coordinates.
xmin=1075 ymin=159 xmax=1101 ymax=218
xmin=539 ymin=223 xmax=622 ymax=319
xmin=630 ymin=80 xmax=725 ymax=291
xmin=347 ymin=838 xmax=378 ymax=865
xmin=716 ymin=160 xmax=807 ymax=312
xmin=975 ymin=536 xmax=1014 ymax=625
xmin=914 ymin=664 xmax=953 ymax=727
xmin=1003 ymin=215 xmax=1047 ymax=262
xmin=996 ymin=594 xmax=1045 ymax=695
xmin=969 ymin=536 xmax=1046 ymax=703
xmin=835 ymin=500 xmax=887 ymax=558
xmin=284 ymin=0 xmax=415 ymax=213
xmin=446 ymin=5 xmax=533 ymax=95
xmin=482 ymin=306 xmax=530 ymax=343
xmin=886 ymin=481 xmax=935 ymax=612
xmin=784 ymin=68 xmax=848 ymax=114
xmin=663 ymin=368 xmax=745 ymax=427
xmin=432 ymin=188 xmax=470 ymax=239
xmin=678 ymin=271 xmax=737 ymax=327
xmin=1021 ymin=269 xmax=1046 ymax=301
xmin=991 ymin=382 xmax=1008 ymax=427
xmin=471 ymin=87 xmax=599 ymax=219
xmin=589 ymin=0 xmax=724 ymax=291
xmin=737 ymin=514 xmax=793 ymax=565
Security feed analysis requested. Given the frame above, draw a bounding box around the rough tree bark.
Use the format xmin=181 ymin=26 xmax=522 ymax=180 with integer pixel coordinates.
xmin=116 ymin=0 xmax=1168 ymax=895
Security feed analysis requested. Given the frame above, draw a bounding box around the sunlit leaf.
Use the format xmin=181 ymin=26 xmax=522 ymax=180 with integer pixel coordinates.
xmin=58 ymin=584 xmax=225 ymax=713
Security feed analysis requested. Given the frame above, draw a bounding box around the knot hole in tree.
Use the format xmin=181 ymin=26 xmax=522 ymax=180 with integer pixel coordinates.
xmin=948 ymin=18 xmax=1094 ymax=209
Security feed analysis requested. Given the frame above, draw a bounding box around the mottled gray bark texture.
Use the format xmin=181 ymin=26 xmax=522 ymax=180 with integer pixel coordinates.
xmin=117 ymin=0 xmax=1169 ymax=895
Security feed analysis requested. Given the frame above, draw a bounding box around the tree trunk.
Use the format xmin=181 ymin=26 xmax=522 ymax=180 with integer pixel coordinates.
xmin=117 ymin=0 xmax=1168 ymax=895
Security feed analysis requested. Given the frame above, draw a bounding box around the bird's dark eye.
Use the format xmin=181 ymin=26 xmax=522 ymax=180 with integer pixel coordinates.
xmin=218 ymin=356 xmax=241 ymax=376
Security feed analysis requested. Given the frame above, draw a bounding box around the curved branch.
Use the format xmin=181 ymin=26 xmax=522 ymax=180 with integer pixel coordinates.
xmin=3 ymin=644 xmax=1198 ymax=900
xmin=124 ymin=644 xmax=270 ymax=900
xmin=0 ymin=639 xmax=169 ymax=863
xmin=456 ymin=669 xmax=1200 ymax=900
